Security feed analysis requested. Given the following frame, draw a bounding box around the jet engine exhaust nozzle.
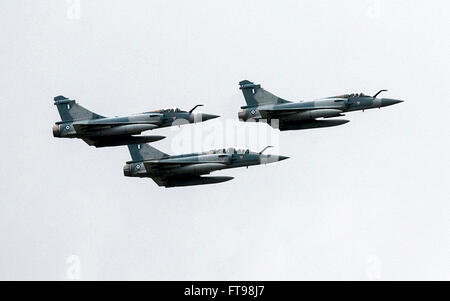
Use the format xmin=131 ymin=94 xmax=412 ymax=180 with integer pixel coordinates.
xmin=123 ymin=164 xmax=131 ymax=177
xmin=52 ymin=125 xmax=61 ymax=137
xmin=238 ymin=110 xmax=247 ymax=121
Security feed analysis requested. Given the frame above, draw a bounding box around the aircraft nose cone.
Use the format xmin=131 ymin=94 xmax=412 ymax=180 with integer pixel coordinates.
xmin=189 ymin=113 xmax=220 ymax=123
xmin=381 ymin=98 xmax=404 ymax=107
xmin=201 ymin=113 xmax=220 ymax=121
xmin=278 ymin=155 xmax=290 ymax=161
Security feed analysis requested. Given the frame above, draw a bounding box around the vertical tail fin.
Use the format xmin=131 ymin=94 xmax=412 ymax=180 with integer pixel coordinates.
xmin=239 ymin=80 xmax=290 ymax=107
xmin=127 ymin=144 xmax=169 ymax=161
xmin=54 ymin=96 xmax=105 ymax=122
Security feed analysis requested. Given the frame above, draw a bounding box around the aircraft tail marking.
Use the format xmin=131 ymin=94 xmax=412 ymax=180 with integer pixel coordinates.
xmin=239 ymin=80 xmax=290 ymax=107
xmin=54 ymin=95 xmax=105 ymax=122
xmin=127 ymin=143 xmax=168 ymax=161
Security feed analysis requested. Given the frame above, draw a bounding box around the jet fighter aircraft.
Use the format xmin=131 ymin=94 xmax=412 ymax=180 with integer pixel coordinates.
xmin=52 ymin=96 xmax=219 ymax=147
xmin=123 ymin=144 xmax=289 ymax=187
xmin=238 ymin=80 xmax=403 ymax=131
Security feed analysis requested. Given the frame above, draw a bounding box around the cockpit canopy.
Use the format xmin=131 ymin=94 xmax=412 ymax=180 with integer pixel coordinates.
xmin=207 ymin=148 xmax=252 ymax=155
xmin=330 ymin=93 xmax=370 ymax=98
xmin=151 ymin=108 xmax=184 ymax=113
xmin=346 ymin=93 xmax=369 ymax=98
xmin=233 ymin=148 xmax=251 ymax=154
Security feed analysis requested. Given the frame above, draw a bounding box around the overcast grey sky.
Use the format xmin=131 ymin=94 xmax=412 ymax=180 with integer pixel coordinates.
xmin=0 ymin=0 xmax=449 ymax=280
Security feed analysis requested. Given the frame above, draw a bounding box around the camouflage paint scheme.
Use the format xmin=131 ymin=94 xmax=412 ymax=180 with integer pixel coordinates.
xmin=52 ymin=96 xmax=219 ymax=147
xmin=238 ymin=80 xmax=403 ymax=131
xmin=123 ymin=144 xmax=289 ymax=187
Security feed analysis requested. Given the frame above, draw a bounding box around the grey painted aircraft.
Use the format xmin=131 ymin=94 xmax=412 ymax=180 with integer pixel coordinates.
xmin=52 ymin=95 xmax=219 ymax=147
xmin=123 ymin=144 xmax=289 ymax=187
xmin=238 ymin=80 xmax=403 ymax=131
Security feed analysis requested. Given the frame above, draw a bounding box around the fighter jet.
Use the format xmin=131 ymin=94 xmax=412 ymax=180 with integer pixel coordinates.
xmin=123 ymin=144 xmax=289 ymax=187
xmin=238 ymin=80 xmax=403 ymax=131
xmin=52 ymin=95 xmax=219 ymax=147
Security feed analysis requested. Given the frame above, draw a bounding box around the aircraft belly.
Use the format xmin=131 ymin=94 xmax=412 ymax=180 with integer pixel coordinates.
xmin=280 ymin=109 xmax=343 ymax=121
xmin=163 ymin=176 xmax=234 ymax=187
xmin=164 ymin=163 xmax=227 ymax=176
xmin=82 ymin=124 xmax=157 ymax=136
xmin=82 ymin=135 xmax=165 ymax=147
xmin=278 ymin=119 xmax=349 ymax=131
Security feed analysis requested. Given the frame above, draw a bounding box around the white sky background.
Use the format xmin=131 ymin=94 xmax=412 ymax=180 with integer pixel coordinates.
xmin=0 ymin=0 xmax=449 ymax=280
